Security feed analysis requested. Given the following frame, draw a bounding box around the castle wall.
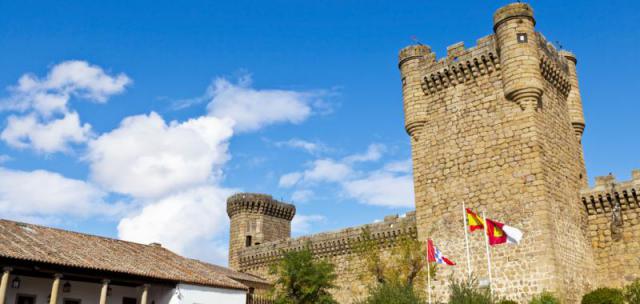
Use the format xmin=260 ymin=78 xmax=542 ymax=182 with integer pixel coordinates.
xmin=237 ymin=213 xmax=417 ymax=304
xmin=582 ymin=172 xmax=640 ymax=287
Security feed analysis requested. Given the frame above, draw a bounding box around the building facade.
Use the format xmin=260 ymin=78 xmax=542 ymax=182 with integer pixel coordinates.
xmin=228 ymin=3 xmax=640 ymax=303
xmin=0 ymin=219 xmax=270 ymax=304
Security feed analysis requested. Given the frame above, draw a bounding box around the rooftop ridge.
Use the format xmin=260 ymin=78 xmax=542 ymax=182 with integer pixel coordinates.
xmin=0 ymin=218 xmax=162 ymax=249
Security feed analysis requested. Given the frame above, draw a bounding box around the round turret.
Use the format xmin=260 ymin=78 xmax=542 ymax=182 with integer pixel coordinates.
xmin=227 ymin=193 xmax=295 ymax=270
xmin=493 ymin=2 xmax=544 ymax=111
xmin=398 ymin=44 xmax=433 ymax=139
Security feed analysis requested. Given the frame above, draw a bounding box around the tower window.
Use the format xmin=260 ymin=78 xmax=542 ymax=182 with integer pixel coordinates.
xmin=517 ymin=33 xmax=528 ymax=43
xmin=245 ymin=235 xmax=252 ymax=247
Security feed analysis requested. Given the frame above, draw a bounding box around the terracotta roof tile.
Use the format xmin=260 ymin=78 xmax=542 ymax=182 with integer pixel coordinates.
xmin=0 ymin=219 xmax=266 ymax=290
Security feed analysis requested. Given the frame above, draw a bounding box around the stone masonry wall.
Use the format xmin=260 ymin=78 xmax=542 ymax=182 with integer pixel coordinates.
xmin=237 ymin=212 xmax=417 ymax=304
xmin=398 ymin=3 xmax=597 ymax=303
xmin=582 ymin=171 xmax=640 ymax=287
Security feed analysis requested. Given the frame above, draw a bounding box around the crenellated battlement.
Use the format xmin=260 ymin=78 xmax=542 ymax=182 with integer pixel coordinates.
xmin=581 ymin=171 xmax=640 ymax=215
xmin=420 ymin=36 xmax=500 ymax=96
xmin=238 ymin=211 xmax=416 ymax=270
xmin=227 ymin=193 xmax=296 ymax=220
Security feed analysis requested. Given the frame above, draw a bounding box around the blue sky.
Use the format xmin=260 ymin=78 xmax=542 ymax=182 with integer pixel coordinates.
xmin=0 ymin=0 xmax=638 ymax=265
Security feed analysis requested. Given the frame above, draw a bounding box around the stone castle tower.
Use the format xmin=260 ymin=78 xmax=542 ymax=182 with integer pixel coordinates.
xmin=227 ymin=193 xmax=295 ymax=269
xmin=228 ymin=3 xmax=639 ymax=303
xmin=399 ymin=2 xmax=595 ymax=301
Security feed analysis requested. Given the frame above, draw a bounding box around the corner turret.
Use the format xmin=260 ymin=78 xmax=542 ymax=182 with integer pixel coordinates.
xmin=398 ymin=44 xmax=434 ymax=140
xmin=227 ymin=193 xmax=295 ymax=270
xmin=559 ymin=50 xmax=586 ymax=140
xmin=493 ymin=3 xmax=544 ymax=111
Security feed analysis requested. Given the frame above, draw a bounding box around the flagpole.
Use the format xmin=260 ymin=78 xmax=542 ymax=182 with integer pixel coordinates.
xmin=461 ymin=202 xmax=472 ymax=280
xmin=427 ymin=260 xmax=432 ymax=304
xmin=482 ymin=211 xmax=494 ymax=298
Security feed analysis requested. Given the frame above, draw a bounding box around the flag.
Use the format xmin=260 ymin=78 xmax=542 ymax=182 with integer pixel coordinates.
xmin=427 ymin=239 xmax=455 ymax=266
xmin=485 ymin=218 xmax=524 ymax=246
xmin=465 ymin=208 xmax=484 ymax=232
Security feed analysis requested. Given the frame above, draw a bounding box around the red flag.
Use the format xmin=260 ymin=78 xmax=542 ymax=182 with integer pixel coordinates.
xmin=427 ymin=239 xmax=436 ymax=263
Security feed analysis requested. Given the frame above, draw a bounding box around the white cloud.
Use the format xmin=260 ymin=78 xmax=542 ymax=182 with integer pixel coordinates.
xmin=7 ymin=60 xmax=131 ymax=115
xmin=344 ymin=143 xmax=386 ymax=163
xmin=383 ymin=159 xmax=413 ymax=173
xmin=304 ymin=159 xmax=353 ymax=183
xmin=275 ymin=138 xmax=328 ymax=155
xmin=279 ymin=143 xmax=414 ymax=208
xmin=1 ymin=112 xmax=91 ymax=153
xmin=1 ymin=60 xmax=130 ymax=153
xmin=0 ymin=168 xmax=112 ymax=218
xmin=117 ymin=186 xmax=233 ymax=264
xmin=291 ymin=189 xmax=314 ymax=203
xmin=343 ymin=171 xmax=414 ymax=208
xmin=279 ymin=172 xmax=303 ymax=188
xmin=291 ymin=214 xmax=326 ymax=235
xmin=207 ymin=75 xmax=321 ymax=132
xmin=87 ymin=112 xmax=233 ymax=198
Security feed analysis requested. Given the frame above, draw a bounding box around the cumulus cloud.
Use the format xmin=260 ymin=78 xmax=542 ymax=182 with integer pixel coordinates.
xmin=117 ymin=186 xmax=234 ymax=264
xmin=1 ymin=112 xmax=91 ymax=153
xmin=207 ymin=75 xmax=323 ymax=132
xmin=343 ymin=171 xmax=414 ymax=208
xmin=0 ymin=60 xmax=130 ymax=153
xmin=5 ymin=61 xmax=131 ymax=115
xmin=87 ymin=112 xmax=233 ymax=198
xmin=280 ymin=144 xmax=414 ymax=208
xmin=0 ymin=168 xmax=117 ymax=219
xmin=291 ymin=214 xmax=326 ymax=235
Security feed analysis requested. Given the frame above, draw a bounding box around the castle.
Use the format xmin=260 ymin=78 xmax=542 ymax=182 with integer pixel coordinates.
xmin=226 ymin=3 xmax=640 ymax=303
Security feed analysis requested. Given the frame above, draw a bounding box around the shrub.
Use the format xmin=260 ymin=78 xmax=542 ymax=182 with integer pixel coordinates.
xmin=581 ymin=288 xmax=623 ymax=304
xmin=624 ymin=279 xmax=640 ymax=304
xmin=356 ymin=280 xmax=424 ymax=304
xmin=448 ymin=276 xmax=492 ymax=304
xmin=529 ymin=291 xmax=561 ymax=304
xmin=269 ymin=245 xmax=338 ymax=304
xmin=498 ymin=300 xmax=519 ymax=304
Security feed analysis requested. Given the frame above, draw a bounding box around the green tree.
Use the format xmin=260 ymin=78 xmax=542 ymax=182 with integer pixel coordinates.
xmin=581 ymin=288 xmax=623 ymax=304
xmin=624 ymin=279 xmax=640 ymax=304
xmin=448 ymin=275 xmax=493 ymax=304
xmin=352 ymin=227 xmax=434 ymax=287
xmin=269 ymin=245 xmax=338 ymax=304
xmin=529 ymin=291 xmax=561 ymax=304
xmin=355 ymin=280 xmax=424 ymax=304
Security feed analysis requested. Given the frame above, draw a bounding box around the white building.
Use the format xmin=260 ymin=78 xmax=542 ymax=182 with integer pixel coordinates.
xmin=0 ymin=219 xmax=270 ymax=304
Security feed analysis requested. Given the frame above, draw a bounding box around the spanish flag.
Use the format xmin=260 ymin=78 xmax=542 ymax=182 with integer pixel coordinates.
xmin=486 ymin=218 xmax=524 ymax=246
xmin=465 ymin=208 xmax=484 ymax=232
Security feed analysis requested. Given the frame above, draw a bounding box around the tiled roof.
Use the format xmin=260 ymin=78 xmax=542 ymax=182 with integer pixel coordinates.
xmin=0 ymin=219 xmax=267 ymax=290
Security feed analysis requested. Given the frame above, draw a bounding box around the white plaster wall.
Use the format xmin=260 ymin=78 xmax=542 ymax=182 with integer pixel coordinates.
xmin=3 ymin=275 xmax=173 ymax=304
xmin=168 ymin=284 xmax=246 ymax=304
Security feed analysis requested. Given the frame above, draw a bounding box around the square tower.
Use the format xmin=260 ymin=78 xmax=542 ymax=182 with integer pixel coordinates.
xmin=399 ymin=3 xmax=595 ymax=302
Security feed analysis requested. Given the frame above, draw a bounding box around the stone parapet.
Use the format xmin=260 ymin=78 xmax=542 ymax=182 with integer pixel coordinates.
xmin=581 ymin=171 xmax=640 ymax=215
xmin=238 ymin=211 xmax=416 ymax=270
xmin=227 ymin=193 xmax=296 ymax=220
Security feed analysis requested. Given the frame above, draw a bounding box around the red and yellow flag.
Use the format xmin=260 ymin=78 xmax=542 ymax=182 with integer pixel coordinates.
xmin=465 ymin=208 xmax=484 ymax=232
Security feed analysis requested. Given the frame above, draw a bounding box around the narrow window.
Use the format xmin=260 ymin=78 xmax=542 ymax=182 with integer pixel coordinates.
xmin=245 ymin=235 xmax=252 ymax=247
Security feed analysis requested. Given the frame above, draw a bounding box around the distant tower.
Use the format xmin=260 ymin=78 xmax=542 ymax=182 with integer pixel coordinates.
xmin=399 ymin=2 xmax=596 ymax=302
xmin=227 ymin=193 xmax=295 ymax=270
